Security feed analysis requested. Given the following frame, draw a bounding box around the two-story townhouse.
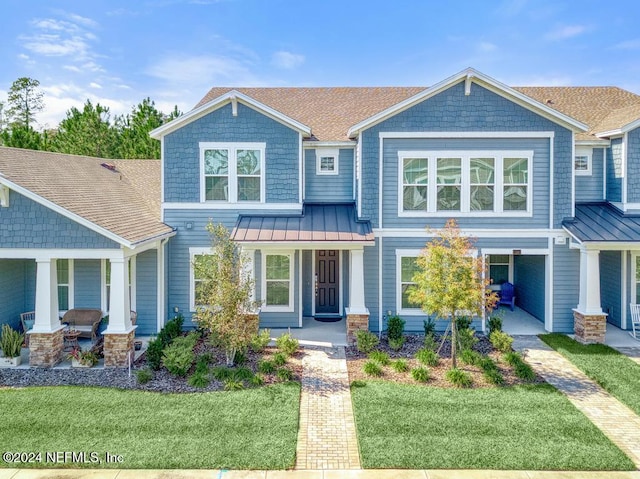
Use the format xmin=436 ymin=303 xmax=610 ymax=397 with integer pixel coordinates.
xmin=3 ymin=68 xmax=640 ymax=368
xmin=148 ymin=68 xmax=640 ymax=344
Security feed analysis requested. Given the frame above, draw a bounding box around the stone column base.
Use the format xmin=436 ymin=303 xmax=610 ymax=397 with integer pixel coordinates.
xmin=103 ymin=329 xmax=137 ymax=368
xmin=573 ymin=310 xmax=606 ymax=344
xmin=29 ymin=328 xmax=64 ymax=367
xmin=346 ymin=310 xmax=370 ymax=344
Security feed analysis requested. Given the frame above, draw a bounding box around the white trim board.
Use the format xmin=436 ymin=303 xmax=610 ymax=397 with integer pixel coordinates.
xmin=374 ymin=228 xmax=567 ymax=239
xmin=162 ymin=202 xmax=302 ymax=211
xmin=379 ymin=131 xmax=555 ymax=139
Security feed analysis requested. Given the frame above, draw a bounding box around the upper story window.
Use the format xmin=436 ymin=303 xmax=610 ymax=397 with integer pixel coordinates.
xmin=200 ymin=142 xmax=265 ymax=203
xmin=316 ymin=148 xmax=339 ymax=175
xmin=574 ymin=147 xmax=592 ymax=176
xmin=399 ymin=150 xmax=533 ymax=216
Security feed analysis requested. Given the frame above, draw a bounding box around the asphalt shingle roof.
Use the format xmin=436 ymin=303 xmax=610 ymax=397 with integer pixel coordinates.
xmin=0 ymin=147 xmax=173 ymax=246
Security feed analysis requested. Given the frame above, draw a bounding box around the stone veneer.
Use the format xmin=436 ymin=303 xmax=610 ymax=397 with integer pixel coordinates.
xmin=29 ymin=329 xmax=64 ymax=367
xmin=103 ymin=330 xmax=136 ymax=368
xmin=346 ymin=313 xmax=370 ymax=344
xmin=573 ymin=310 xmax=606 ymax=344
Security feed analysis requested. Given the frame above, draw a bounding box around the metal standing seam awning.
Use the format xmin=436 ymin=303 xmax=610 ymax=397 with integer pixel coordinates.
xmin=563 ymin=202 xmax=640 ymax=243
xmin=231 ymin=203 xmax=374 ymax=244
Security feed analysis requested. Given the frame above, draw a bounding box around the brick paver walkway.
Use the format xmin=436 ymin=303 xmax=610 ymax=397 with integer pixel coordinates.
xmin=295 ymin=346 xmax=361 ymax=470
xmin=513 ymin=335 xmax=640 ymax=467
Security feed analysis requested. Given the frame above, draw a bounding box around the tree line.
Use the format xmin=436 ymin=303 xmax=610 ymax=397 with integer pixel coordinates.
xmin=0 ymin=77 xmax=181 ymax=159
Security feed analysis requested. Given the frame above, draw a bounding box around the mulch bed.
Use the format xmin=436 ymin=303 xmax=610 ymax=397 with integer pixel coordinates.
xmin=345 ymin=334 xmax=544 ymax=388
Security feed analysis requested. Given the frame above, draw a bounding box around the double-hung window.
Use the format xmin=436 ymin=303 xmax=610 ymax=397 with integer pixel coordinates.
xmin=396 ymin=250 xmax=423 ymax=314
xmin=262 ymin=252 xmax=294 ymax=312
xmin=57 ymin=259 xmax=72 ymax=311
xmin=201 ymin=142 xmax=265 ymax=203
xmin=189 ymin=248 xmax=211 ymax=311
xmin=398 ymin=150 xmax=532 ymax=216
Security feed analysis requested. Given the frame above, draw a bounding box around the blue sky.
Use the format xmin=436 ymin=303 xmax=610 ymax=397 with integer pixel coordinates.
xmin=2 ymin=0 xmax=640 ymax=128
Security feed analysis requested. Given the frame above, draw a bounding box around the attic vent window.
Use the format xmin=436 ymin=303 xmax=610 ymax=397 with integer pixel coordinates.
xmin=101 ymin=162 xmax=117 ymax=172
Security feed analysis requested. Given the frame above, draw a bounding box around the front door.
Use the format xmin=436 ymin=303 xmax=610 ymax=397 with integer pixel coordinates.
xmin=315 ymin=250 xmax=339 ymax=315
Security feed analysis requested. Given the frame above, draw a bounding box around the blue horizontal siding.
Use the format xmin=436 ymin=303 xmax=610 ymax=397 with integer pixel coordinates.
xmin=627 ymin=128 xmax=640 ymax=203
xmin=575 ymin=148 xmax=605 ymax=202
xmin=136 ymin=249 xmax=158 ymax=335
xmin=304 ymin=148 xmax=354 ymax=202
xmin=600 ymin=251 xmax=621 ymax=327
xmin=552 ymin=242 xmax=579 ymax=333
xmin=607 ymin=139 xmax=623 ymax=203
xmin=164 ymin=102 xmax=300 ymax=204
xmin=74 ymin=260 xmax=102 ymax=309
xmin=0 ymin=259 xmax=29 ymax=330
xmin=0 ymin=190 xmax=118 ymax=249
xmin=513 ymin=255 xmax=545 ymax=321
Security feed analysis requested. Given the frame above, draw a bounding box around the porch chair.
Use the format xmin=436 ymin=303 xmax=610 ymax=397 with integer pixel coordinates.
xmin=630 ymin=303 xmax=640 ymax=340
xmin=20 ymin=311 xmax=35 ymax=347
xmin=498 ymin=282 xmax=516 ymax=311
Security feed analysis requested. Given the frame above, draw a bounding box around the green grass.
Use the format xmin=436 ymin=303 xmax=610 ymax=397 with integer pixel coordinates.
xmin=0 ymin=383 xmax=300 ymax=469
xmin=540 ymin=333 xmax=640 ymax=416
xmin=351 ymin=381 xmax=634 ymax=470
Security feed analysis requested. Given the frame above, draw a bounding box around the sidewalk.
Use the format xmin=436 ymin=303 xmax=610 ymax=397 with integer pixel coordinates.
xmin=513 ymin=335 xmax=640 ymax=468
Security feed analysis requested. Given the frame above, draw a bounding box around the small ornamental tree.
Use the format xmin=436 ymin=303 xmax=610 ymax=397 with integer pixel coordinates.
xmin=193 ymin=222 xmax=260 ymax=366
xmin=409 ymin=219 xmax=498 ymax=368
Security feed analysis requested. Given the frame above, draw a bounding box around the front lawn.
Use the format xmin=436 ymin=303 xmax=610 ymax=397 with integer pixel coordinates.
xmin=351 ymin=381 xmax=635 ymax=470
xmin=540 ymin=333 xmax=640 ymax=416
xmin=0 ymin=383 xmax=300 ymax=469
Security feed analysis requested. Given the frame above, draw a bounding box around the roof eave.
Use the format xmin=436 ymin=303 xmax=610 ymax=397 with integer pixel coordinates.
xmin=150 ymin=90 xmax=312 ymax=139
xmin=576 ymin=138 xmax=611 ymax=146
xmin=596 ymin=117 xmax=640 ymax=138
xmin=347 ymin=68 xmax=588 ymax=138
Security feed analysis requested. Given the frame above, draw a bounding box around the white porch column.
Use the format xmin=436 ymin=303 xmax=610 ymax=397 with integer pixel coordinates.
xmin=32 ymin=258 xmax=61 ymax=332
xmin=577 ymin=248 xmax=603 ymax=315
xmin=105 ymin=257 xmax=132 ymax=333
xmin=347 ymin=248 xmax=367 ymax=314
xmin=574 ymin=247 xmax=607 ymax=344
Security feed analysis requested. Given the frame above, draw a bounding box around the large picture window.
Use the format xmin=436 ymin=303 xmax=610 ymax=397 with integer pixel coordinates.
xmin=262 ymin=252 xmax=294 ymax=312
xmin=398 ymin=150 xmax=532 ymax=216
xmin=201 ymin=142 xmax=265 ymax=203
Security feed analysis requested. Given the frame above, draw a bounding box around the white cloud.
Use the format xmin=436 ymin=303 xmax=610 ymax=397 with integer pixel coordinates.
xmin=20 ymin=34 xmax=90 ymax=57
xmin=271 ymin=51 xmax=305 ymax=70
xmin=545 ymin=24 xmax=587 ymax=41
xmin=89 ymin=82 xmax=102 ymax=89
xmin=17 ymin=53 xmax=29 ymax=60
xmin=63 ymin=65 xmax=81 ymax=73
xmin=614 ymin=39 xmax=640 ymax=50
xmin=65 ymin=13 xmax=98 ymax=29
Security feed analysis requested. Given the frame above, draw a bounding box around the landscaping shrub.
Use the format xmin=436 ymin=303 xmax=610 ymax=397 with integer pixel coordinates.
xmin=445 ymin=368 xmax=473 ymax=387
xmin=423 ymin=318 xmax=436 ymax=336
xmin=503 ymin=351 xmax=520 ymax=366
xmin=211 ymin=366 xmax=232 ymax=381
xmin=386 ymin=314 xmax=405 ymax=341
xmin=456 ymin=316 xmax=472 ymax=331
xmin=250 ymin=329 xmax=272 ymax=353
xmin=135 ymin=368 xmax=153 ymax=384
xmin=162 ymin=342 xmax=195 ymax=377
xmin=355 ymin=330 xmax=379 ymax=353
xmin=503 ymin=352 xmax=536 ymax=381
xmin=369 ymin=350 xmax=390 ymax=366
xmin=276 ymin=367 xmax=294 ymax=381
xmin=479 ymin=356 xmax=499 ymax=373
xmin=276 ymin=333 xmax=299 ymax=356
xmin=188 ymin=371 xmax=210 ymax=388
xmin=391 ymin=359 xmax=409 ymax=372
xmin=159 ymin=314 xmax=184 ymax=344
xmin=388 ymin=337 xmax=405 ymax=351
xmin=0 ymin=324 xmax=24 ymax=358
xmin=416 ymin=348 xmax=439 ymax=366
xmin=145 ymin=337 xmax=165 ymax=370
xmin=363 ymin=360 xmax=383 ymax=377
xmin=233 ymin=349 xmax=247 ymax=365
xmin=258 ymin=359 xmax=275 ymax=374
xmin=172 ymin=331 xmax=199 ymax=349
xmin=233 ymin=367 xmax=254 ymax=381
xmin=483 ymin=368 xmax=505 ymax=386
xmin=272 ymin=352 xmax=287 ymax=367
xmin=460 ymin=349 xmax=482 ymax=366
xmin=411 ymin=367 xmax=430 ymax=382
xmin=457 ymin=327 xmax=478 ymax=352
xmin=423 ymin=332 xmax=437 ymax=352
xmin=490 ymin=330 xmax=514 ymax=353
xmin=223 ymin=379 xmax=244 ymax=391
xmin=250 ymin=373 xmax=265 ymax=386
xmin=488 ymin=316 xmax=503 ymax=334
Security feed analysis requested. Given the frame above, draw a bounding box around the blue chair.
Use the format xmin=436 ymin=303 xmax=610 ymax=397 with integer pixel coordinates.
xmin=498 ymin=282 xmax=516 ymax=311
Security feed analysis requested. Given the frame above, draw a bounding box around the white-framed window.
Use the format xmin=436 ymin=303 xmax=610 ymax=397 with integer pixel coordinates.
xmin=200 ymin=142 xmax=265 ymax=203
xmin=487 ymin=254 xmax=511 ymax=285
xmin=316 ymin=148 xmax=339 ymax=175
xmin=398 ymin=150 xmax=533 ymax=216
xmin=189 ymin=247 xmax=211 ymax=312
xmin=57 ymin=259 xmax=73 ymax=312
xmin=574 ymin=147 xmax=592 ymax=176
xmin=396 ymin=249 xmax=424 ymax=315
xmin=634 ymin=255 xmax=640 ymax=305
xmin=101 ymin=258 xmax=135 ymax=314
xmin=262 ymin=251 xmax=294 ymax=312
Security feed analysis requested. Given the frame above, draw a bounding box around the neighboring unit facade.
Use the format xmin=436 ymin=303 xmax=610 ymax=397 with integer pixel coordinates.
xmin=3 ymin=68 xmax=640 ymax=364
